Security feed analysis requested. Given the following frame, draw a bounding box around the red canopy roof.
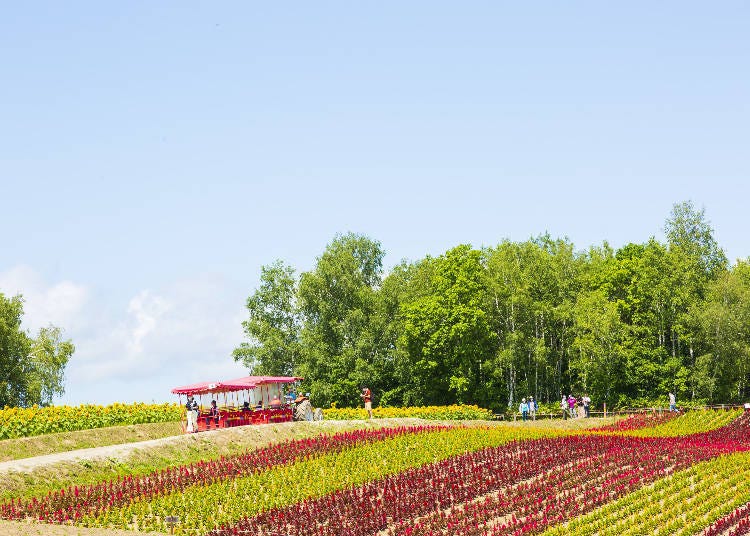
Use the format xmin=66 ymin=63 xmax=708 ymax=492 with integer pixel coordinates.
xmin=171 ymin=375 xmax=302 ymax=396
xmin=225 ymin=375 xmax=303 ymax=389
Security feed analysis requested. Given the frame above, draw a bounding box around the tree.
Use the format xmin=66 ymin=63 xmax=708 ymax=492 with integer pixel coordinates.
xmin=690 ymin=261 xmax=750 ymax=402
xmin=665 ymin=200 xmax=727 ymax=280
xmin=233 ymin=261 xmax=301 ymax=376
xmin=296 ymin=233 xmax=386 ymax=407
xmin=0 ymin=293 xmax=74 ymax=407
xmin=26 ymin=326 xmax=75 ymax=406
xmin=399 ymin=245 xmax=493 ymax=406
xmin=483 ymin=237 xmax=582 ymax=409
xmin=571 ymin=289 xmax=628 ymax=406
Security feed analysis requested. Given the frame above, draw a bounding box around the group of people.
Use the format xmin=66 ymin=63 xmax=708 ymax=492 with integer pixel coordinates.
xmin=518 ymin=397 xmax=537 ymax=421
xmin=518 ymin=394 xmax=592 ymax=421
xmin=184 ymin=396 xmax=220 ymax=433
xmin=561 ymin=394 xmax=591 ymax=419
xmin=184 ymin=390 xmax=319 ymax=432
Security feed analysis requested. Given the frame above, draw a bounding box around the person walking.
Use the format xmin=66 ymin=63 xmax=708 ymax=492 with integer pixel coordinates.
xmin=519 ymin=398 xmax=529 ymax=422
xmin=528 ymin=396 xmax=537 ymax=421
xmin=561 ymin=395 xmax=568 ymax=420
xmin=568 ymin=395 xmax=577 ymax=419
xmin=582 ymin=394 xmax=591 ymax=418
xmin=361 ymin=387 xmax=373 ymax=419
xmin=669 ymin=392 xmax=677 ymax=412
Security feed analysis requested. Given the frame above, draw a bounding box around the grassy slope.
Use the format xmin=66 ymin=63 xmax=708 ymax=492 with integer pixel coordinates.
xmin=0 ymin=421 xmax=182 ymax=462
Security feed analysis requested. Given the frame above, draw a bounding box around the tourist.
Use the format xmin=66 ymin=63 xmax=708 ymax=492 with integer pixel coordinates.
xmin=568 ymin=395 xmax=577 ymax=419
xmin=294 ymin=394 xmax=313 ymax=422
xmin=529 ymin=396 xmax=537 ymax=421
xmin=582 ymin=394 xmax=591 ymax=418
xmin=519 ymin=398 xmax=529 ymax=422
xmin=361 ymin=387 xmax=373 ymax=419
xmin=185 ymin=395 xmax=198 ymax=433
xmin=669 ymin=392 xmax=677 ymax=412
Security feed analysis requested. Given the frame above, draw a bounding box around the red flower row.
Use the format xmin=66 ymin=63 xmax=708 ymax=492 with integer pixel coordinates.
xmin=591 ymin=411 xmax=676 ymax=432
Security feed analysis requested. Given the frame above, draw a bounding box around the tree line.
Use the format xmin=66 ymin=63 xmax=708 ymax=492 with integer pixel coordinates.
xmin=233 ymin=201 xmax=750 ymax=411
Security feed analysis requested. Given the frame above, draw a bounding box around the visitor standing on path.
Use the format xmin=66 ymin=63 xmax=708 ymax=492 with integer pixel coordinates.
xmin=568 ymin=395 xmax=577 ymax=419
xmin=669 ymin=392 xmax=677 ymax=412
xmin=529 ymin=396 xmax=537 ymax=421
xmin=361 ymin=387 xmax=373 ymax=419
xmin=519 ymin=398 xmax=529 ymax=421
xmin=561 ymin=395 xmax=568 ymax=420
xmin=582 ymin=394 xmax=591 ymax=418
xmin=185 ymin=395 xmax=198 ymax=433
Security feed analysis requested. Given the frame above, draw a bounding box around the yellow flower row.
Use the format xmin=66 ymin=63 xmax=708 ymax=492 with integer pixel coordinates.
xmin=323 ymin=404 xmax=493 ymax=421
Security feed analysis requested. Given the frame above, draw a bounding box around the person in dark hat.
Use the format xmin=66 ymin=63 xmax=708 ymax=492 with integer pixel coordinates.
xmin=294 ymin=394 xmax=313 ymax=421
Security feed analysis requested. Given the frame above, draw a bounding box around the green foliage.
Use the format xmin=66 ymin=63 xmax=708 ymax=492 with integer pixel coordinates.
xmin=295 ymin=233 xmax=391 ymax=407
xmin=233 ymin=260 xmax=301 ymax=376
xmin=235 ymin=202 xmax=750 ymax=412
xmin=0 ymin=293 xmax=74 ymax=408
xmin=399 ymin=245 xmax=493 ymax=406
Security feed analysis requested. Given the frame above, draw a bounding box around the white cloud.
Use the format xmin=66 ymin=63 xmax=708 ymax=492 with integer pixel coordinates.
xmin=0 ymin=265 xmax=88 ymax=334
xmin=0 ymin=266 xmax=251 ymax=405
xmin=127 ymin=291 xmax=171 ymax=354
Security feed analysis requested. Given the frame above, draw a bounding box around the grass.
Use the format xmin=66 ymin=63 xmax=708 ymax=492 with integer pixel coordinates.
xmin=0 ymin=421 xmax=183 ymax=462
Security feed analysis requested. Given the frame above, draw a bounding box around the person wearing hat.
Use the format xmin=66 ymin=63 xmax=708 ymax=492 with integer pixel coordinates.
xmin=294 ymin=394 xmax=313 ymax=422
xmin=519 ymin=398 xmax=529 ymax=422
xmin=528 ymin=396 xmax=537 ymax=421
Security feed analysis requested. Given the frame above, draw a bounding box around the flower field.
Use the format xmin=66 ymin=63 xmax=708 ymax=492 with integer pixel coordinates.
xmin=2 ymin=409 xmax=750 ymax=535
xmin=0 ymin=403 xmax=182 ymax=439
xmin=323 ymin=404 xmax=494 ymax=421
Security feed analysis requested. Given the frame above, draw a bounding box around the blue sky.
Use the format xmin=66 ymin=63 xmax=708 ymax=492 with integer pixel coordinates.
xmin=1 ymin=2 xmax=748 ymax=405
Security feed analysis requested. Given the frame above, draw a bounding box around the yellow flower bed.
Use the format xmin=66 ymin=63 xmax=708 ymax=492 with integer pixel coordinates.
xmin=323 ymin=404 xmax=493 ymax=421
